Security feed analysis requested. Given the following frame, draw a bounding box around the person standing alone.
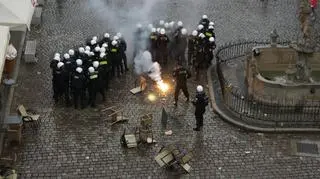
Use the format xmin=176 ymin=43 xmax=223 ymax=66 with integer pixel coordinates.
xmin=192 ymin=85 xmax=209 ymax=131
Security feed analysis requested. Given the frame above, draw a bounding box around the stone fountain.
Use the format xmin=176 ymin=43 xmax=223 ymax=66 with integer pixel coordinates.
xmin=245 ymin=0 xmax=320 ymax=104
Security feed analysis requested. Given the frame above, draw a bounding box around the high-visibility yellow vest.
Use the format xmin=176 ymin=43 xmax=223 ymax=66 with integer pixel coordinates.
xmin=100 ymin=61 xmax=108 ymax=65
xmin=111 ymin=48 xmax=117 ymax=52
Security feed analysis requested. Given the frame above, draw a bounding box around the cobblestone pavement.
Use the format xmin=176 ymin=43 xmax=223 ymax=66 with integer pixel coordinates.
xmin=9 ymin=0 xmax=320 ymax=178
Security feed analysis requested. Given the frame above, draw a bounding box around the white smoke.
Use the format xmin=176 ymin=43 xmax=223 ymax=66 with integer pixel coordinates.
xmin=134 ymin=50 xmax=162 ymax=82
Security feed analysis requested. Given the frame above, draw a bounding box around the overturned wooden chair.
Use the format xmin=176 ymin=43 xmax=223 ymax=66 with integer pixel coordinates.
xmin=17 ymin=105 xmax=40 ymax=129
xmin=101 ymin=106 xmax=129 ymax=126
xmin=120 ymin=129 xmax=138 ymax=148
xmin=155 ymin=144 xmax=193 ymax=173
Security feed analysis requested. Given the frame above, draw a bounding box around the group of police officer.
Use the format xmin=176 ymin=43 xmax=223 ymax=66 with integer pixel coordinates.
xmin=145 ymin=15 xmax=216 ymax=80
xmin=50 ymin=33 xmax=128 ymax=109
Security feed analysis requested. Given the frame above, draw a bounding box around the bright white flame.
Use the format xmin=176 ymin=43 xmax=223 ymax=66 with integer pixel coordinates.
xmin=148 ymin=93 xmax=157 ymax=101
xmin=157 ymin=80 xmax=169 ymax=93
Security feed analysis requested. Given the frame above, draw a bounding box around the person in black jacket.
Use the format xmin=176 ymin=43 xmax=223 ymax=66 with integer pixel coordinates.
xmin=199 ymin=15 xmax=210 ymax=30
xmin=175 ymin=28 xmax=188 ymax=65
xmin=52 ymin=62 xmax=68 ymax=103
xmin=172 ymin=62 xmax=191 ymax=106
xmin=117 ymin=33 xmax=129 ymax=72
xmin=71 ymin=67 xmax=87 ymax=109
xmin=192 ymin=85 xmax=209 ymax=131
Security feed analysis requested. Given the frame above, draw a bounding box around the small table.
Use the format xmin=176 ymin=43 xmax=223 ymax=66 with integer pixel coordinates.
xmin=4 ymin=116 xmax=23 ymax=144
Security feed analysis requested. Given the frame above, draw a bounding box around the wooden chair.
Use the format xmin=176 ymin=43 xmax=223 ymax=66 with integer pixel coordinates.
xmin=17 ymin=105 xmax=40 ymax=129
xmin=101 ymin=106 xmax=129 ymax=125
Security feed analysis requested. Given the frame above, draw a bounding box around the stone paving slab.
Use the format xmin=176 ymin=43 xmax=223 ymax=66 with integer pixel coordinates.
xmin=7 ymin=0 xmax=320 ymax=178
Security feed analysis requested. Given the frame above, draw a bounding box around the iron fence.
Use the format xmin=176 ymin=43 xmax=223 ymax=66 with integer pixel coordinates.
xmin=215 ymin=40 xmax=320 ymax=127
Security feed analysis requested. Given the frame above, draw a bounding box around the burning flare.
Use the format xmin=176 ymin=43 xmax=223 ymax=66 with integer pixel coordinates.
xmin=157 ymin=80 xmax=169 ymax=93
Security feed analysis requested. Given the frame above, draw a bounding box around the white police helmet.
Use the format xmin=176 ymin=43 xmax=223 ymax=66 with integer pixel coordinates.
xmin=100 ymin=47 xmax=106 ymax=53
xmin=192 ymin=30 xmax=198 ymax=36
xmin=102 ymin=43 xmax=108 ymax=48
xmin=169 ymin=21 xmax=175 ymax=28
xmin=100 ymin=52 xmax=106 ymax=58
xmin=92 ymin=36 xmax=98 ymax=41
xmin=68 ymin=49 xmax=75 ymax=56
xmin=85 ymin=46 xmax=91 ymax=51
xmin=85 ymin=50 xmax=90 ymax=55
xmin=93 ymin=61 xmax=99 ymax=68
xmin=209 ymin=37 xmax=215 ymax=42
xmin=111 ymin=40 xmax=117 ymax=46
xmin=90 ymin=39 xmax=96 ymax=45
xmin=88 ymin=67 xmax=95 ymax=73
xmin=202 ymin=15 xmax=208 ymax=19
xmin=160 ymin=28 xmax=165 ymax=35
xmin=94 ymin=46 xmax=100 ymax=52
xmin=79 ymin=47 xmax=85 ymax=53
xmin=199 ymin=33 xmax=205 ymax=38
xmin=181 ymin=28 xmax=187 ymax=35
xmin=54 ymin=56 xmax=60 ymax=61
xmin=63 ymin=53 xmax=70 ymax=59
xmin=159 ymin=20 xmax=165 ymax=26
xmin=136 ymin=23 xmax=142 ymax=29
xmin=209 ymin=21 xmax=214 ymax=26
xmin=113 ymin=36 xmax=119 ymax=41
xmin=156 ymin=28 xmax=161 ymax=33
xmin=104 ymin=33 xmax=110 ymax=38
xmin=177 ymin=21 xmax=183 ymax=27
xmin=198 ymin=24 xmax=204 ymax=30
xmin=57 ymin=62 xmax=64 ymax=69
xmin=164 ymin=22 xmax=169 ymax=28
xmin=54 ymin=53 xmax=60 ymax=57
xmin=116 ymin=32 xmax=122 ymax=38
xmin=76 ymin=59 xmax=83 ymax=66
xmin=89 ymin=52 xmax=95 ymax=56
xmin=208 ymin=26 xmax=214 ymax=30
xmin=76 ymin=67 xmax=83 ymax=73
xmin=196 ymin=85 xmax=203 ymax=92
xmin=151 ymin=28 xmax=156 ymax=33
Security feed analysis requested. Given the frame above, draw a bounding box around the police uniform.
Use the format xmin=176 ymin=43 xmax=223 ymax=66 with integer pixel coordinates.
xmin=87 ymin=70 xmax=100 ymax=107
xmin=52 ymin=65 xmax=68 ymax=103
xmin=192 ymin=91 xmax=209 ymax=130
xmin=71 ymin=71 xmax=87 ymax=109
xmin=118 ymin=38 xmax=128 ymax=71
xmin=98 ymin=54 xmax=110 ymax=90
xmin=175 ymin=34 xmax=188 ymax=65
xmin=148 ymin=32 xmax=158 ymax=61
xmin=109 ymin=43 xmax=122 ymax=77
xmin=187 ymin=35 xmax=198 ymax=66
xmin=195 ymin=37 xmax=207 ymax=80
xmin=173 ymin=65 xmax=191 ymax=105
xmin=157 ymin=34 xmax=170 ymax=66
xmin=199 ymin=19 xmax=210 ymax=30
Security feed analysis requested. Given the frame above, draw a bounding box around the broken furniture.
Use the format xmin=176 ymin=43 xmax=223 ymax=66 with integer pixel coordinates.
xmin=155 ymin=144 xmax=193 ymax=173
xmin=120 ymin=129 xmax=138 ymax=148
xmin=17 ymin=105 xmax=40 ymax=129
xmin=130 ymin=76 xmax=147 ymax=94
xmin=24 ymin=40 xmax=37 ymax=63
xmin=101 ymin=106 xmax=129 ymax=126
xmin=135 ymin=113 xmax=155 ymax=144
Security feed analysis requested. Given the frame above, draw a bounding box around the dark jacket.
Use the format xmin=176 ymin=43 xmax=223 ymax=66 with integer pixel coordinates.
xmin=192 ymin=92 xmax=209 ymax=115
xmin=157 ymin=34 xmax=170 ymax=50
xmin=188 ymin=36 xmax=198 ymax=54
xmin=172 ymin=66 xmax=191 ymax=85
xmin=199 ymin=19 xmax=210 ymax=30
xmin=71 ymin=72 xmax=87 ymax=90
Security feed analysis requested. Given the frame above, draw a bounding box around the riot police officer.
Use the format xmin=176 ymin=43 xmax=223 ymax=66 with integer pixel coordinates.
xmin=175 ymin=28 xmax=188 ymax=65
xmin=71 ymin=67 xmax=87 ymax=109
xmin=97 ymin=52 xmax=110 ymax=90
xmin=172 ymin=62 xmax=191 ymax=106
xmin=157 ymin=28 xmax=170 ymax=66
xmin=195 ymin=33 xmax=207 ymax=80
xmin=117 ymin=33 xmax=129 ymax=72
xmin=98 ymin=33 xmax=111 ymax=46
xmin=148 ymin=28 xmax=158 ymax=61
xmin=52 ymin=62 xmax=68 ymax=103
xmin=199 ymin=15 xmax=210 ymax=30
xmin=109 ymin=40 xmax=122 ymax=77
xmin=205 ymin=25 xmax=215 ymax=40
xmin=205 ymin=37 xmax=216 ymax=67
xmin=87 ymin=67 xmax=100 ymax=107
xmin=188 ymin=30 xmax=198 ymax=67
xmin=192 ymin=85 xmax=209 ymax=131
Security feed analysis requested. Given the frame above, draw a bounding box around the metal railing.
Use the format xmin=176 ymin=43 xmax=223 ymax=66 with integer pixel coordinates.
xmin=215 ymin=40 xmax=320 ymax=127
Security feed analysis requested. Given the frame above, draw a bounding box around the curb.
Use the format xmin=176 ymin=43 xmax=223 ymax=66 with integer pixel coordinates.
xmin=206 ymin=64 xmax=320 ymax=133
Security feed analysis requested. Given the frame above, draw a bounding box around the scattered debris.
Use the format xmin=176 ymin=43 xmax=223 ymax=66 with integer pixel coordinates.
xmin=101 ymin=106 xmax=129 ymax=126
xmin=17 ymin=104 xmax=40 ymax=122
xmin=165 ymin=130 xmax=173 ymax=135
xmin=245 ymin=151 xmax=251 ymax=154
xmin=155 ymin=144 xmax=193 ymax=173
xmin=85 ymin=156 xmax=89 ymax=159
xmin=37 ymin=71 xmax=41 ymax=75
xmin=130 ymin=76 xmax=147 ymax=94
